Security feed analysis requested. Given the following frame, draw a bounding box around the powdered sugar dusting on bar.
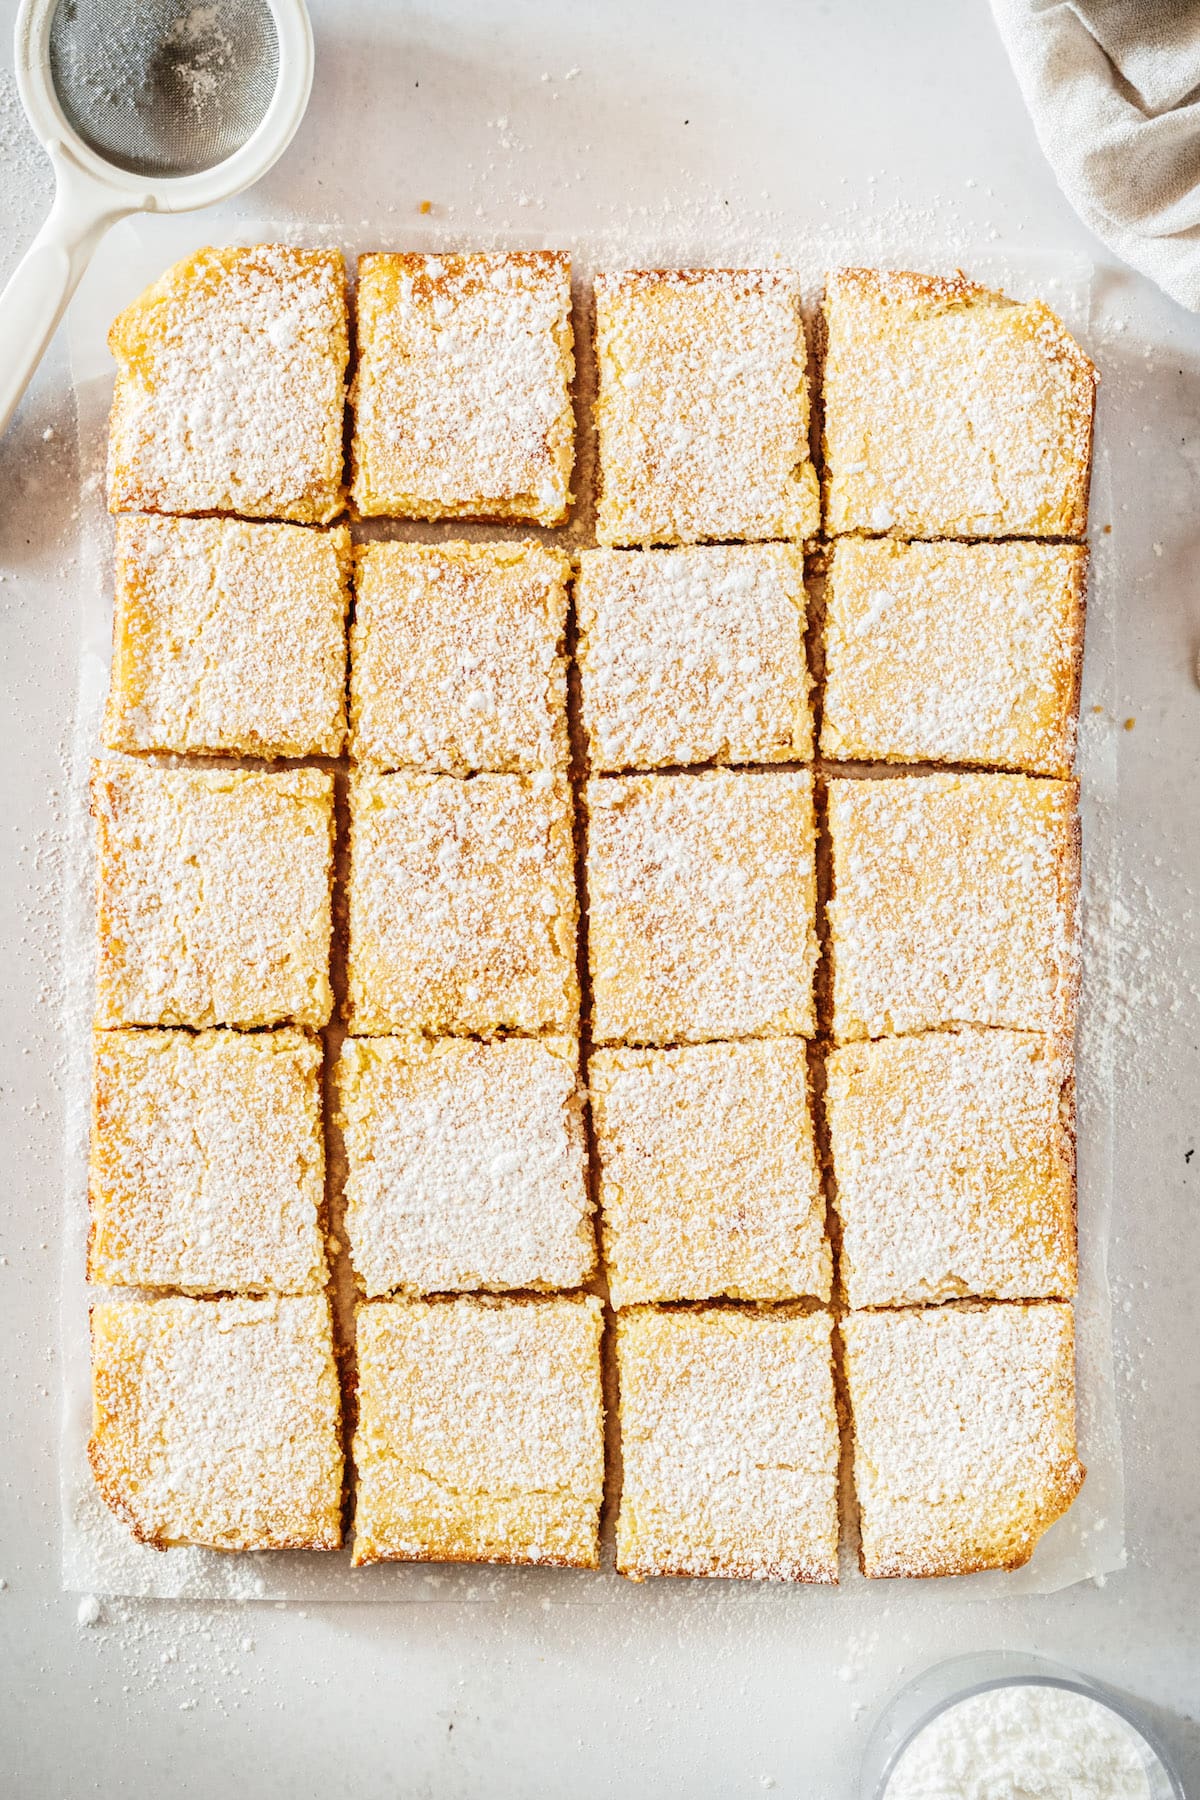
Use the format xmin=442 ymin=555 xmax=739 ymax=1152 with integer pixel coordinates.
xmin=103 ymin=515 xmax=349 ymax=759
xmin=587 ymin=769 xmax=818 ymax=1045
xmin=92 ymin=762 xmax=334 ymax=1029
xmin=347 ymin=771 xmax=578 ymax=1036
xmin=106 ymin=245 xmax=348 ymax=523
xmin=88 ymin=1296 xmax=343 ymax=1551
xmin=350 ymin=540 xmax=569 ymax=775
xmin=90 ymin=1029 xmax=327 ymax=1294
xmin=577 ymin=544 xmax=812 ymax=770
xmin=616 ymin=1307 xmax=839 ymax=1582
xmin=594 ymin=267 xmax=820 ymax=545
xmin=822 ymin=266 xmax=1096 ymax=539
xmin=337 ymin=1036 xmax=593 ymax=1295
xmin=590 ymin=1040 xmax=830 ymax=1305
xmin=841 ymin=1302 xmax=1085 ymax=1578
xmin=827 ymin=772 xmax=1080 ymax=1042
xmin=352 ymin=1295 xmax=604 ymax=1568
xmin=821 ymin=540 xmax=1085 ymax=777
xmin=827 ymin=1029 xmax=1076 ymax=1308
xmin=351 ymin=251 xmax=575 ymax=524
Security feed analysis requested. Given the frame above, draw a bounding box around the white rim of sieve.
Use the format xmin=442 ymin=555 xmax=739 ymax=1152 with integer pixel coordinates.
xmin=13 ymin=0 xmax=314 ymax=209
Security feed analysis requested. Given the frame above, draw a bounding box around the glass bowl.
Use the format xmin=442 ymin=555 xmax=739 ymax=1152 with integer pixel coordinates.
xmin=860 ymin=1651 xmax=1185 ymax=1800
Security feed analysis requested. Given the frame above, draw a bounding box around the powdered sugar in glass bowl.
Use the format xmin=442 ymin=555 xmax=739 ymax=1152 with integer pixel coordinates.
xmin=861 ymin=1652 xmax=1184 ymax=1800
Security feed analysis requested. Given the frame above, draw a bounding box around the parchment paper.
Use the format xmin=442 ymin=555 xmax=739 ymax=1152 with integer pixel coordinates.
xmin=60 ymin=216 xmax=1123 ymax=1601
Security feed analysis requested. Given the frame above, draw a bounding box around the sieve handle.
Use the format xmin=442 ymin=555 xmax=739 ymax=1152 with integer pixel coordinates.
xmin=0 ymin=151 xmax=140 ymax=438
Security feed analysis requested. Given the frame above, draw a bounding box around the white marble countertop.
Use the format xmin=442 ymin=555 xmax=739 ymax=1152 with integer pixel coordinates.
xmin=1 ymin=0 xmax=1198 ymax=1792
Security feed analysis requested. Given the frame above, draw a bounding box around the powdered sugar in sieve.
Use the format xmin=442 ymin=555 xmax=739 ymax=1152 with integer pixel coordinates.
xmin=47 ymin=0 xmax=279 ymax=179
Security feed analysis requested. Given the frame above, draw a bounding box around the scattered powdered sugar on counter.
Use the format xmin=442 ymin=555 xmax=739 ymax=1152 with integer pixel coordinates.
xmin=0 ymin=70 xmax=51 ymax=246
xmin=1081 ymin=843 xmax=1198 ymax=1063
xmin=883 ymin=1684 xmax=1155 ymax=1800
xmin=76 ymin=1592 xmax=103 ymax=1627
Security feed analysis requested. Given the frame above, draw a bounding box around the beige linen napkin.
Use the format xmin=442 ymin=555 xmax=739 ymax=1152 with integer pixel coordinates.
xmin=991 ymin=0 xmax=1200 ymax=308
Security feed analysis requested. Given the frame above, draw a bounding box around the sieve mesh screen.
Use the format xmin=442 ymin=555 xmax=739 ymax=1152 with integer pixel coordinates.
xmin=48 ymin=0 xmax=279 ymax=178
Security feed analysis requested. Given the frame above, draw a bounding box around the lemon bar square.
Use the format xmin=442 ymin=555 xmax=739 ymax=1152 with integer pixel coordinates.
xmin=821 ymin=540 xmax=1086 ymax=778
xmin=336 ymin=1035 xmax=593 ymax=1295
xmin=102 ymin=515 xmax=351 ymax=759
xmin=826 ymin=1030 xmax=1076 ymax=1309
xmin=594 ymin=268 xmax=819 ymax=546
xmin=587 ymin=770 xmax=817 ymax=1046
xmin=89 ymin=1295 xmax=344 ymax=1551
xmin=576 ymin=545 xmax=812 ymax=770
xmin=826 ymin=773 xmax=1079 ymax=1042
xmin=350 ymin=539 xmax=570 ymax=774
xmin=92 ymin=763 xmax=334 ymax=1030
xmin=840 ymin=1301 xmax=1085 ymax=1577
xmin=88 ymin=1028 xmax=327 ymax=1295
xmin=615 ymin=1307 xmax=839 ymax=1583
xmin=352 ymin=1294 xmax=605 ymax=1567
xmin=346 ymin=771 xmax=578 ymax=1036
xmin=822 ymin=267 xmax=1096 ymax=539
xmin=351 ymin=250 xmax=575 ymax=524
xmin=107 ymin=245 xmax=348 ymax=524
xmin=590 ymin=1040 xmax=829 ymax=1306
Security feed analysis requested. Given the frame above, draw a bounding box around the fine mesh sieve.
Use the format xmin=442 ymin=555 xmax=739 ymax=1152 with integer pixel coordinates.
xmin=2 ymin=0 xmax=313 ymax=436
xmin=47 ymin=0 xmax=280 ymax=179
